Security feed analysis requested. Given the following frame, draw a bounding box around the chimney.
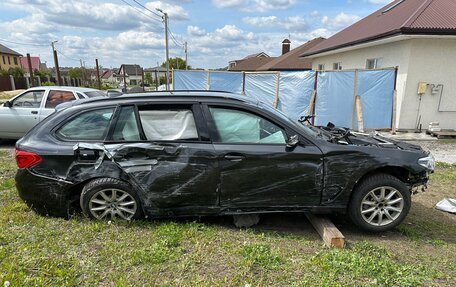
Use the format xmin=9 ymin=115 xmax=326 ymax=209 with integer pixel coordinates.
xmin=282 ymin=39 xmax=291 ymax=55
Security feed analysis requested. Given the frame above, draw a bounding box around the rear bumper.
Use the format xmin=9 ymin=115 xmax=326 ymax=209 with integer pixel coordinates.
xmin=15 ymin=169 xmax=74 ymax=217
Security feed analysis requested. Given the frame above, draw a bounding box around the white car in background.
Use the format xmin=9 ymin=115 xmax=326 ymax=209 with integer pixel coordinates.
xmin=0 ymin=86 xmax=106 ymax=139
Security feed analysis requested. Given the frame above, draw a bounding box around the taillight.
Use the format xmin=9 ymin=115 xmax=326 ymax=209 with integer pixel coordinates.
xmin=15 ymin=149 xmax=43 ymax=169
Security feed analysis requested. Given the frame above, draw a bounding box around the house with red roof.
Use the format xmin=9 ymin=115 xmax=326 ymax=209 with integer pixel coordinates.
xmin=301 ymin=0 xmax=456 ymax=131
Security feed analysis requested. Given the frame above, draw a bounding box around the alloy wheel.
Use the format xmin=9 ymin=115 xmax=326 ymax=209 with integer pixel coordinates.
xmin=360 ymin=186 xmax=404 ymax=226
xmin=88 ymin=188 xmax=137 ymax=220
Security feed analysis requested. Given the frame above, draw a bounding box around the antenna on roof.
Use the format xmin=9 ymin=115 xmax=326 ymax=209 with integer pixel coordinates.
xmin=382 ymin=0 xmax=405 ymax=14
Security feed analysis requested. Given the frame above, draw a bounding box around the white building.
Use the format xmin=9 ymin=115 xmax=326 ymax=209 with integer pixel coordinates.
xmin=302 ymin=0 xmax=456 ymax=131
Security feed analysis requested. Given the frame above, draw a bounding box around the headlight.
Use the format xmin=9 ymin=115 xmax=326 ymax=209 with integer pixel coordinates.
xmin=418 ymin=154 xmax=435 ymax=171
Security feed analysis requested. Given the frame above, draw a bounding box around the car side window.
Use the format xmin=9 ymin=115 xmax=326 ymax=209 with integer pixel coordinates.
xmin=138 ymin=105 xmax=199 ymax=141
xmin=209 ymin=107 xmax=286 ymax=144
xmin=112 ymin=106 xmax=141 ymax=141
xmin=12 ymin=90 xmax=45 ymax=108
xmin=45 ymin=90 xmax=76 ymax=109
xmin=56 ymin=108 xmax=114 ymax=141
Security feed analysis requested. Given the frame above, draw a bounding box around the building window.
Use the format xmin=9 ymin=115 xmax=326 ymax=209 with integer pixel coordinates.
xmin=366 ymin=58 xmax=382 ymax=69
xmin=8 ymin=56 xmax=11 ymax=65
xmin=2 ymin=56 xmax=5 ymax=65
xmin=333 ymin=62 xmax=342 ymax=70
xmin=317 ymin=64 xmax=325 ymax=70
xmin=13 ymin=57 xmax=18 ymax=65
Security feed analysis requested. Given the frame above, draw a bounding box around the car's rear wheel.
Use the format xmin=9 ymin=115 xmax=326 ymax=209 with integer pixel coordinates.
xmin=348 ymin=173 xmax=411 ymax=232
xmin=80 ymin=178 xmax=143 ymax=220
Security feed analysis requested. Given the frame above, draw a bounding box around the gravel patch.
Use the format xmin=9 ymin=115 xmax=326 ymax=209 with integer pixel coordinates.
xmin=408 ymin=140 xmax=456 ymax=164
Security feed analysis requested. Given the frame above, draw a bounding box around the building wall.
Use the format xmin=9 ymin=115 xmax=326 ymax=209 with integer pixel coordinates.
xmin=403 ymin=38 xmax=456 ymax=130
xmin=0 ymin=53 xmax=22 ymax=71
xmin=311 ymin=37 xmax=456 ymax=130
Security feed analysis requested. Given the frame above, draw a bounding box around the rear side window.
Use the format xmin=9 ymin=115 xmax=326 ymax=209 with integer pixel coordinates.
xmin=45 ymin=90 xmax=76 ymax=109
xmin=112 ymin=106 xmax=141 ymax=141
xmin=57 ymin=108 xmax=114 ymax=140
xmin=138 ymin=106 xmax=198 ymax=141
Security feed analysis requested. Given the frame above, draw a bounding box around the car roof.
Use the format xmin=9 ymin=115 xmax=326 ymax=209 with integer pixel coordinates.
xmin=62 ymin=90 xmax=257 ymax=109
xmin=28 ymin=86 xmax=100 ymax=92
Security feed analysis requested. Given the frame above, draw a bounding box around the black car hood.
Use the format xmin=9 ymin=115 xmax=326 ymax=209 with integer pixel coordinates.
xmin=316 ymin=126 xmax=424 ymax=153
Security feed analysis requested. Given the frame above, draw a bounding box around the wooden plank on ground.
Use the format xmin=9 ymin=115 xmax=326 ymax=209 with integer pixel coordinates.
xmin=355 ymin=95 xmax=364 ymax=132
xmin=305 ymin=213 xmax=345 ymax=248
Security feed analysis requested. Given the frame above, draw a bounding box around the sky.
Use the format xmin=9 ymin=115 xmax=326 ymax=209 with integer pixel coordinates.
xmin=0 ymin=0 xmax=393 ymax=69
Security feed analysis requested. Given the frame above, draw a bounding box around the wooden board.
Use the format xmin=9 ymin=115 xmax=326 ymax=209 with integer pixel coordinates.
xmin=305 ymin=213 xmax=345 ymax=248
xmin=355 ymin=95 xmax=364 ymax=133
xmin=430 ymin=130 xmax=456 ymax=139
xmin=391 ymin=90 xmax=397 ymax=135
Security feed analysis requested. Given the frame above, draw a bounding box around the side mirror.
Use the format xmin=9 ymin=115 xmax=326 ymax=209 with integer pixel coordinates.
xmin=286 ymin=134 xmax=299 ymax=148
xmin=3 ymin=101 xmax=12 ymax=108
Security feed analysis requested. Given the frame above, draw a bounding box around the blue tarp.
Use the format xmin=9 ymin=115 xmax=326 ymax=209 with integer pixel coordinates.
xmin=357 ymin=70 xmax=395 ymax=129
xmin=315 ymin=71 xmax=355 ymax=127
xmin=173 ymin=69 xmax=396 ymax=129
xmin=278 ymin=71 xmax=315 ymax=120
xmin=174 ymin=71 xmax=208 ymax=90
xmin=244 ymin=73 xmax=278 ymax=107
xmin=209 ymin=72 xmax=243 ymax=93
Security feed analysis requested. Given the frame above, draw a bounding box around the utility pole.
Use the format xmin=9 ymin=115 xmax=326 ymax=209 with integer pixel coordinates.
xmin=184 ymin=41 xmax=188 ymax=70
xmin=26 ymin=53 xmax=34 ymax=87
xmin=51 ymin=41 xmax=62 ymax=86
xmin=95 ymin=58 xmax=101 ymax=90
xmin=157 ymin=8 xmax=170 ymax=90
xmin=80 ymin=59 xmax=85 ymax=86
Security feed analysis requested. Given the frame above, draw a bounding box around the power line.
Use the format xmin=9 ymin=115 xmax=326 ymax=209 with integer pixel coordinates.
xmin=57 ymin=50 xmax=81 ymax=62
xmin=131 ymin=0 xmax=163 ymax=18
xmin=0 ymin=38 xmax=49 ymax=47
xmin=119 ymin=0 xmax=162 ymax=23
xmin=168 ymin=28 xmax=184 ymax=47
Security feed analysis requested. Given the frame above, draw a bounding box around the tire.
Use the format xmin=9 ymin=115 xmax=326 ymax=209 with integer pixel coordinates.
xmin=80 ymin=178 xmax=143 ymax=220
xmin=348 ymin=173 xmax=411 ymax=232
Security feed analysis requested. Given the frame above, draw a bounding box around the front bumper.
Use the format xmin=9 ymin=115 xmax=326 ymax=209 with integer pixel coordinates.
xmin=15 ymin=169 xmax=74 ymax=217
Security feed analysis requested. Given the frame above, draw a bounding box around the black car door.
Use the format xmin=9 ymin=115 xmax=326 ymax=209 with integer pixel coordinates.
xmin=202 ymin=103 xmax=323 ymax=210
xmin=104 ymin=103 xmax=220 ymax=215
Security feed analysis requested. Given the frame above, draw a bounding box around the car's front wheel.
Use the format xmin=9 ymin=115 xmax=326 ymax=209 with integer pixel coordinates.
xmin=348 ymin=173 xmax=411 ymax=232
xmin=80 ymin=178 xmax=143 ymax=220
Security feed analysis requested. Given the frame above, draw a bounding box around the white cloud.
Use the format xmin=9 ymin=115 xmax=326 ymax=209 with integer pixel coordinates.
xmin=145 ymin=1 xmax=189 ymax=21
xmin=243 ymin=15 xmax=306 ymax=30
xmin=187 ymin=25 xmax=206 ymax=36
xmin=212 ymin=0 xmax=296 ymax=12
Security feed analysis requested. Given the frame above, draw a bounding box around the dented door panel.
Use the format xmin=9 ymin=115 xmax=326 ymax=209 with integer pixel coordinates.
xmin=103 ymin=142 xmax=220 ymax=214
xmin=215 ymin=144 xmax=323 ymax=209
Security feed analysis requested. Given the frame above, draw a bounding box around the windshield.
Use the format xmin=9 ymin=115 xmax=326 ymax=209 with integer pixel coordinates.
xmin=84 ymin=91 xmax=107 ymax=98
xmin=258 ymin=103 xmax=320 ymax=138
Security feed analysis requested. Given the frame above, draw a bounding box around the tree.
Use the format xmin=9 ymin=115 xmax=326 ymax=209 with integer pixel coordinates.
xmin=161 ymin=57 xmax=190 ymax=70
xmin=69 ymin=67 xmax=84 ymax=78
xmin=144 ymin=72 xmax=152 ymax=84
xmin=34 ymin=69 xmax=51 ymax=77
xmin=8 ymin=67 xmax=25 ymax=78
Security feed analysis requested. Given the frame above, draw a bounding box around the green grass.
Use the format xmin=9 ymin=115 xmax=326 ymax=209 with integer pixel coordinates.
xmin=0 ymin=150 xmax=455 ymax=286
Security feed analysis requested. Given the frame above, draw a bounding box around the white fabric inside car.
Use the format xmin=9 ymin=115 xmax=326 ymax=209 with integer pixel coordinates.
xmin=139 ymin=110 xmax=198 ymax=140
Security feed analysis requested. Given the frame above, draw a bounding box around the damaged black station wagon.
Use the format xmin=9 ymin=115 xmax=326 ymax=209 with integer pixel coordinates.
xmin=15 ymin=91 xmax=434 ymax=231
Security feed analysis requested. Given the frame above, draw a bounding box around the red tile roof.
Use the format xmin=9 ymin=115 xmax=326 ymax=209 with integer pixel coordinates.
xmin=228 ymin=57 xmax=276 ymax=71
xmin=256 ymin=37 xmax=325 ymax=71
xmin=20 ymin=56 xmax=40 ymax=71
xmin=302 ymin=0 xmax=456 ymax=57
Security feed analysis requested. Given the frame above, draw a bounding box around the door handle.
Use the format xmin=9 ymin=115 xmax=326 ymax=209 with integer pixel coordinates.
xmin=224 ymin=153 xmax=245 ymax=161
xmin=31 ymin=111 xmax=38 ymax=114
